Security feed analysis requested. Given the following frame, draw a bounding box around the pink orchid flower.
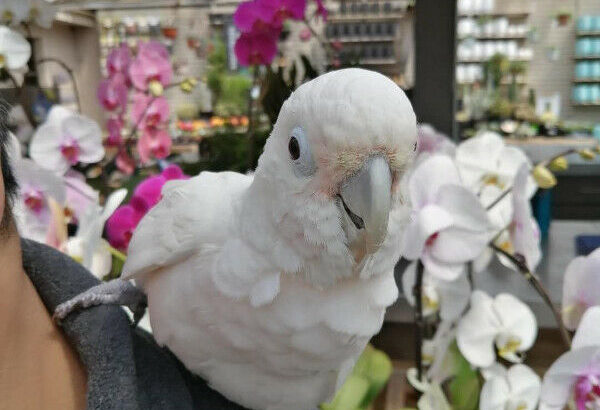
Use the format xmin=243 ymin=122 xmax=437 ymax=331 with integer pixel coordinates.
xmin=562 ymin=248 xmax=600 ymax=331
xmin=540 ymin=307 xmax=600 ymax=410
xmin=116 ymin=149 xmax=135 ymax=175
xmin=235 ymin=31 xmax=278 ymax=66
xmin=30 ymin=105 xmax=105 ymax=175
xmin=402 ymin=155 xmax=493 ymax=280
xmin=13 ymin=158 xmax=66 ymax=243
xmin=132 ymin=175 xmax=167 ymax=210
xmin=106 ymin=205 xmax=139 ymax=251
xmin=137 ymin=128 xmax=172 ymax=164
xmin=131 ymin=93 xmax=170 ymax=129
xmin=64 ymin=169 xmax=99 ymax=224
xmin=97 ymin=73 xmax=128 ymax=113
xmin=106 ymin=43 xmax=131 ymax=77
xmin=299 ymin=27 xmax=311 ymax=41
xmin=106 ymin=117 xmax=123 ymax=147
xmin=129 ymin=41 xmax=173 ymax=91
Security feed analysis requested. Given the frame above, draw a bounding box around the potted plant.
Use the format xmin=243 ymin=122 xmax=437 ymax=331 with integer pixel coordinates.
xmin=555 ymin=10 xmax=572 ymax=26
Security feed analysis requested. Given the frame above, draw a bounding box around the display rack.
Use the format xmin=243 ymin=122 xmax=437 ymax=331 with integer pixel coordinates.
xmin=572 ymin=17 xmax=600 ymax=107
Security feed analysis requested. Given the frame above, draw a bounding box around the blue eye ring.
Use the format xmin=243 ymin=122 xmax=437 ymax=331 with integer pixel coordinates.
xmin=289 ymin=126 xmax=316 ymax=177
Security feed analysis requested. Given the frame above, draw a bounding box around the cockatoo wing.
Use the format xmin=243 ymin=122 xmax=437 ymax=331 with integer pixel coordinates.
xmin=121 ymin=171 xmax=253 ymax=281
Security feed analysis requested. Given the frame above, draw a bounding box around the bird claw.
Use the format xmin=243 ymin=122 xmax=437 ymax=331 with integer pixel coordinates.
xmin=53 ymin=279 xmax=147 ymax=326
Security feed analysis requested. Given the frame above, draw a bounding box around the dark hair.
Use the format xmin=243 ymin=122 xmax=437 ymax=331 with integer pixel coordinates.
xmin=0 ymin=101 xmax=19 ymax=210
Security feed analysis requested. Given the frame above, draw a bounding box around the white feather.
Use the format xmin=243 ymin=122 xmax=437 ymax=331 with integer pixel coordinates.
xmin=122 ymin=68 xmax=416 ymax=410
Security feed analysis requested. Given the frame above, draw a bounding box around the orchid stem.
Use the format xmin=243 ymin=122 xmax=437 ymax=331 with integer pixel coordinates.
xmin=413 ymin=259 xmax=425 ymax=386
xmin=37 ymin=58 xmax=82 ymax=113
xmin=107 ymin=245 xmax=127 ymax=263
xmin=490 ymin=243 xmax=571 ymax=349
xmin=467 ymin=261 xmax=474 ymax=289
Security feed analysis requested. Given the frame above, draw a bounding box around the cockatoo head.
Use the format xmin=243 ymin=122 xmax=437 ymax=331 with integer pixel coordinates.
xmin=251 ymin=68 xmax=417 ymax=286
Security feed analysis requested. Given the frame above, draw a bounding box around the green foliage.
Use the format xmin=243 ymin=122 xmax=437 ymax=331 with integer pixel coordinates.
xmin=176 ymin=103 xmax=200 ymax=120
xmin=489 ymin=95 xmax=513 ymax=119
xmin=321 ymin=345 xmax=393 ymax=410
xmin=447 ymin=343 xmax=480 ymax=410
xmin=485 ymin=53 xmax=510 ymax=89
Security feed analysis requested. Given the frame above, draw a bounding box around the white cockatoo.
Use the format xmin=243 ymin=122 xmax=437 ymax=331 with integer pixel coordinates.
xmin=55 ymin=68 xmax=417 ymax=410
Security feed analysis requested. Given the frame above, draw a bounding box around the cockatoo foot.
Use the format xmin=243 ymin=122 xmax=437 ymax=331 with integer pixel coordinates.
xmin=53 ymin=279 xmax=147 ymax=327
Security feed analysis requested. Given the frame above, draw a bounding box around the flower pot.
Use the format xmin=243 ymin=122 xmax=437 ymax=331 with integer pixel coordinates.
xmin=557 ymin=14 xmax=571 ymax=26
xmin=162 ymin=27 xmax=177 ymax=39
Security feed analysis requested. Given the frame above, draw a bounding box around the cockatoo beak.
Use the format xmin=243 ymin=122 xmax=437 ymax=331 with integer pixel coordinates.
xmin=339 ymin=155 xmax=392 ymax=257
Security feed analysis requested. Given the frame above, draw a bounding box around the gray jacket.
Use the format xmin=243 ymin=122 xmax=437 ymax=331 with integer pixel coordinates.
xmin=21 ymin=239 xmax=247 ymax=410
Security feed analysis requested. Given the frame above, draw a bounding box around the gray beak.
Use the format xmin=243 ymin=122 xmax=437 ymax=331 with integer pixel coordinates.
xmin=339 ymin=156 xmax=392 ymax=256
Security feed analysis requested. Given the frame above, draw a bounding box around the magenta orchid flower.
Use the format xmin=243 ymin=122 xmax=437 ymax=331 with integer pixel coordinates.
xmin=234 ymin=0 xmax=282 ymax=33
xmin=97 ymin=73 xmax=128 ymax=113
xmin=106 ymin=43 xmax=131 ymax=77
xmin=132 ymin=174 xmax=167 ymax=211
xmin=540 ymin=307 xmax=600 ymax=410
xmin=562 ymin=248 xmax=600 ymax=331
xmin=263 ymin=0 xmax=306 ymax=24
xmin=30 ymin=105 xmax=104 ymax=175
xmin=137 ymin=128 xmax=172 ymax=164
xmin=106 ymin=205 xmax=139 ymax=251
xmin=129 ymin=41 xmax=173 ymax=91
xmin=235 ymin=31 xmax=278 ymax=66
xmin=106 ymin=117 xmax=123 ymax=147
xmin=161 ymin=164 xmax=188 ymax=181
xmin=13 ymin=158 xmax=66 ymax=243
xmin=402 ymin=155 xmax=493 ymax=281
xmin=313 ymin=0 xmax=328 ymax=21
xmin=131 ymin=93 xmax=170 ymax=129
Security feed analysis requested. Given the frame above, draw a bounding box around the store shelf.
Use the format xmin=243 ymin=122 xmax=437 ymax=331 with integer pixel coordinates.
xmin=573 ymin=78 xmax=600 ymax=83
xmin=457 ymin=57 xmax=532 ymax=63
xmin=577 ymin=31 xmax=600 ymax=37
xmin=327 ymin=36 xmax=395 ymax=43
xmin=328 ymin=13 xmax=406 ymax=22
xmin=572 ymin=102 xmax=600 ymax=106
xmin=574 ymin=56 xmax=600 ymax=60
xmin=359 ymin=58 xmax=397 ymax=65
xmin=458 ymin=12 xmax=529 ymax=19
xmin=458 ymin=34 xmax=528 ymax=41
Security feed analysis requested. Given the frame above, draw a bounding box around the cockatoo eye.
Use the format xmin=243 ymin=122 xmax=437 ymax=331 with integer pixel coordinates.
xmin=289 ymin=126 xmax=316 ymax=177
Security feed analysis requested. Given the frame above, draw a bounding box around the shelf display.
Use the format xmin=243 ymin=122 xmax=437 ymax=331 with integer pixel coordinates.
xmin=572 ymin=16 xmax=600 ymax=107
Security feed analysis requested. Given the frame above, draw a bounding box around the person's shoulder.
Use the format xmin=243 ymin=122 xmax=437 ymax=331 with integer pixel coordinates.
xmin=20 ymin=238 xmax=246 ymax=410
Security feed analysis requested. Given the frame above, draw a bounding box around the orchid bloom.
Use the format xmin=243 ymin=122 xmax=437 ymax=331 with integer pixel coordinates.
xmin=402 ymin=262 xmax=470 ymax=321
xmin=457 ymin=290 xmax=537 ymax=367
xmin=13 ymin=158 xmax=66 ymax=243
xmin=0 ymin=0 xmax=55 ymax=28
xmin=64 ymin=189 xmax=127 ymax=279
xmin=313 ymin=0 xmax=328 ymax=21
xmin=402 ymin=154 xmax=493 ymax=281
xmin=416 ymin=124 xmax=456 ymax=158
xmin=129 ymin=41 xmax=173 ymax=92
xmin=106 ymin=205 xmax=139 ymax=252
xmin=97 ymin=73 xmax=128 ymax=113
xmin=540 ymin=307 xmax=600 ymax=410
xmin=234 ymin=31 xmax=278 ymax=66
xmin=0 ymin=25 xmax=31 ymax=70
xmin=562 ymin=248 xmax=600 ymax=331
xmin=116 ymin=149 xmax=135 ymax=175
xmin=130 ymin=174 xmax=167 ymax=213
xmin=424 ymin=321 xmax=456 ymax=384
xmin=131 ymin=93 xmax=170 ymax=129
xmin=406 ymin=368 xmax=452 ymax=410
xmin=263 ymin=0 xmax=307 ymax=24
xmin=30 ymin=105 xmax=104 ymax=175
xmin=106 ymin=43 xmax=131 ymax=77
xmin=479 ymin=363 xmax=541 ymax=410
xmin=137 ymin=128 xmax=172 ymax=164
xmin=1 ymin=3 xmax=29 ymax=25
xmin=64 ymin=170 xmax=99 ymax=224
xmin=106 ymin=117 xmax=124 ymax=147
xmin=234 ymin=0 xmax=282 ymax=33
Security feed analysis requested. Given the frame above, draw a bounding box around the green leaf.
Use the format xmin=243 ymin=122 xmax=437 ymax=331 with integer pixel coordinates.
xmin=320 ymin=375 xmax=369 ymax=410
xmin=448 ymin=343 xmax=480 ymax=410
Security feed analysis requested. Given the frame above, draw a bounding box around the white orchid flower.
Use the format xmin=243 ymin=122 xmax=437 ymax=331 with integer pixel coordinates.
xmin=562 ymin=248 xmax=600 ymax=331
xmin=30 ymin=105 xmax=104 ymax=175
xmin=406 ymin=368 xmax=452 ymax=410
xmin=480 ymin=363 xmax=541 ymax=410
xmin=416 ymin=124 xmax=456 ymax=158
xmin=12 ymin=158 xmax=66 ymax=243
xmin=0 ymin=25 xmax=31 ymax=70
xmin=540 ymin=307 xmax=600 ymax=410
xmin=64 ymin=170 xmax=99 ymax=224
xmin=402 ymin=262 xmax=470 ymax=321
xmin=402 ymin=154 xmax=494 ymax=281
xmin=425 ymin=321 xmax=457 ymax=384
xmin=457 ymin=290 xmax=537 ymax=367
xmin=63 ymin=189 xmax=127 ymax=279
xmin=456 ymin=131 xmax=535 ymax=197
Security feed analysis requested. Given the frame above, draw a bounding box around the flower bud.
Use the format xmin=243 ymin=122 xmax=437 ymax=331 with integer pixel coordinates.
xmin=148 ymin=80 xmax=164 ymax=97
xmin=549 ymin=156 xmax=568 ymax=171
xmin=532 ymin=165 xmax=557 ymax=189
xmin=579 ymin=149 xmax=596 ymax=160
